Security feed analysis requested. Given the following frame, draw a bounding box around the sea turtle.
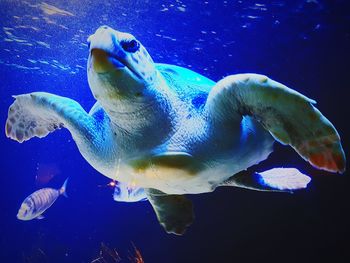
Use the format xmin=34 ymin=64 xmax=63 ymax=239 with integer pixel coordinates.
xmin=6 ymin=26 xmax=345 ymax=235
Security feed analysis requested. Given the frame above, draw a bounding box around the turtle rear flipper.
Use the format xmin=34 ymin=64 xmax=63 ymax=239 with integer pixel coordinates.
xmin=205 ymin=74 xmax=346 ymax=173
xmin=145 ymin=189 xmax=194 ymax=235
xmin=222 ymin=168 xmax=311 ymax=192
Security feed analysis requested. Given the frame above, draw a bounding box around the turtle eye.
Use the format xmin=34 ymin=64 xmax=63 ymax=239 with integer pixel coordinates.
xmin=121 ymin=39 xmax=140 ymax=53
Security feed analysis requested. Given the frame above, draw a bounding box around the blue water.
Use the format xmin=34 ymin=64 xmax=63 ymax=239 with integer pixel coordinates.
xmin=0 ymin=0 xmax=349 ymax=262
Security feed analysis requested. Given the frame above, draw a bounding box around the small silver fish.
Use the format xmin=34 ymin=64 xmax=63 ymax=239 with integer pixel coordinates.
xmin=17 ymin=178 xmax=68 ymax=220
xmin=113 ymin=181 xmax=147 ymax=203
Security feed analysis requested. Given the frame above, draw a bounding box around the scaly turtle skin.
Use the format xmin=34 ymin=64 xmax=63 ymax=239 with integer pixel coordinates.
xmin=6 ymin=26 xmax=346 ymax=235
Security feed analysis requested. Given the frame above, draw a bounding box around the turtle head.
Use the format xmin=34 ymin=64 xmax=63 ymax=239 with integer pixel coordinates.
xmin=87 ymin=26 xmax=158 ymax=102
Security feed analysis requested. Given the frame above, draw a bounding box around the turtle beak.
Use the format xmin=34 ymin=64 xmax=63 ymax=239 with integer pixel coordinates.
xmin=89 ymin=49 xmax=126 ymax=73
xmin=87 ymin=26 xmax=133 ymax=73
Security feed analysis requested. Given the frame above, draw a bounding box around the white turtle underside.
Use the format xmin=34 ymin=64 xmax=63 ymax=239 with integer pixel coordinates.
xmin=105 ymin=116 xmax=275 ymax=195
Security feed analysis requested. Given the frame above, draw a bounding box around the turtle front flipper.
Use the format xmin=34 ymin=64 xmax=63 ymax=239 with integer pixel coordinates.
xmin=6 ymin=92 xmax=117 ymax=176
xmin=6 ymin=92 xmax=97 ymax=143
xmin=205 ymin=74 xmax=346 ymax=173
xmin=145 ymin=189 xmax=194 ymax=235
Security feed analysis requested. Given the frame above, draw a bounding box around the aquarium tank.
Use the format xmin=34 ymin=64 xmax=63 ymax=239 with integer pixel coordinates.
xmin=0 ymin=0 xmax=349 ymax=262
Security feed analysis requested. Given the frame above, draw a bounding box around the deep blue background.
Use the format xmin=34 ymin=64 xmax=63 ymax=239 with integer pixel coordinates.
xmin=0 ymin=1 xmax=349 ymax=262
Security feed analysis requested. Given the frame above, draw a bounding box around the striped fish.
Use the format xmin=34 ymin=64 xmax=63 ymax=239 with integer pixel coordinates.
xmin=17 ymin=178 xmax=68 ymax=221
